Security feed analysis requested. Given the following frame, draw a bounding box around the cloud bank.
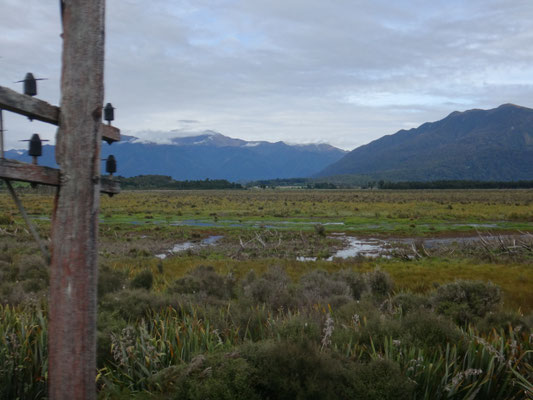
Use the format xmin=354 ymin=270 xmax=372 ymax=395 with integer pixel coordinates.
xmin=1 ymin=0 xmax=532 ymax=150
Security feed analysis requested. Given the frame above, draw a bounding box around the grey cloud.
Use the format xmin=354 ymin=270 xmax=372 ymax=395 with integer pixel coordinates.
xmin=1 ymin=0 xmax=532 ymax=151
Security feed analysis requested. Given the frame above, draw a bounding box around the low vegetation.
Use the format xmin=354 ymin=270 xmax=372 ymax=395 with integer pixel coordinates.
xmin=0 ymin=189 xmax=532 ymax=399
xmin=1 ymin=266 xmax=532 ymax=399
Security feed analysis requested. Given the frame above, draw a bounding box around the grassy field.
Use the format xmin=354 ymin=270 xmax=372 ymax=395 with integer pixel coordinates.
xmin=0 ymin=188 xmax=532 ymax=398
xmin=2 ymin=188 xmax=533 ymax=232
xmin=2 ymin=189 xmax=532 ymax=307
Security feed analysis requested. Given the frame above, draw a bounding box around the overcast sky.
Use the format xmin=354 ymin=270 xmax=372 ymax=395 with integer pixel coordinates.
xmin=2 ymin=0 xmax=533 ymax=150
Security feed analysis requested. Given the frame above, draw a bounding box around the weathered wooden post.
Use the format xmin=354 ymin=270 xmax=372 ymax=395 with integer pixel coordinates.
xmin=0 ymin=2 xmax=121 ymax=396
xmin=48 ymin=1 xmax=105 ymax=398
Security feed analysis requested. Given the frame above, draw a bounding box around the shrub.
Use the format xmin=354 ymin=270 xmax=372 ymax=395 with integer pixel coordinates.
xmin=130 ymin=269 xmax=154 ymax=290
xmin=355 ymin=313 xmax=402 ymax=347
xmin=242 ymin=266 xmax=295 ymax=309
xmin=96 ymin=310 xmax=128 ymax=368
xmin=477 ymin=310 xmax=531 ymax=334
xmin=170 ymin=355 xmax=260 ymax=400
xmin=277 ymin=315 xmax=321 ymax=344
xmin=241 ymin=341 xmax=413 ymax=400
xmin=0 ymin=214 xmax=14 ymax=225
xmin=399 ymin=310 xmax=463 ymax=348
xmin=314 ymin=223 xmax=326 ymax=236
xmin=432 ymin=280 xmax=501 ymax=324
xmin=99 ymin=289 xmax=172 ymax=321
xmin=154 ymin=340 xmax=415 ymax=400
xmin=169 ymin=265 xmax=234 ymax=300
xmin=0 ymin=261 xmax=18 ymax=282
xmin=391 ymin=292 xmax=431 ymax=314
xmin=365 ymin=268 xmax=394 ymax=298
xmin=299 ymin=269 xmax=352 ymax=308
xmin=98 ymin=265 xmax=126 ymax=296
xmin=334 ymin=269 xmax=368 ymax=300
xmin=351 ymin=360 xmax=415 ymax=400
xmin=0 ymin=255 xmax=49 ymax=302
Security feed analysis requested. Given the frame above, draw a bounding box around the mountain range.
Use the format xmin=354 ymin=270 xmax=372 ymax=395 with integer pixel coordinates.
xmin=5 ymin=131 xmax=346 ymax=182
xmin=7 ymin=104 xmax=533 ymax=183
xmin=317 ymin=104 xmax=533 ymax=181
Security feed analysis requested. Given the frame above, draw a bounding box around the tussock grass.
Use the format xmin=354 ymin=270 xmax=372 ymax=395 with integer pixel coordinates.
xmin=1 ymin=189 xmax=532 ymax=398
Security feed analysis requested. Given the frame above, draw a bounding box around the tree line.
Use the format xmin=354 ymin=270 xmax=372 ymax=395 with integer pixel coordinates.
xmin=115 ymin=175 xmax=243 ymax=190
xmin=377 ymin=180 xmax=533 ymax=189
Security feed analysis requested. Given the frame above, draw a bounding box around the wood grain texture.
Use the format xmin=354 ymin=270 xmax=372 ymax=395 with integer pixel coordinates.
xmin=0 ymin=158 xmax=59 ymax=185
xmin=48 ymin=1 xmax=106 ymax=399
xmin=0 ymin=158 xmax=119 ymax=194
xmin=0 ymin=86 xmax=60 ymax=124
xmin=0 ymin=85 xmax=120 ymax=143
xmin=102 ymin=124 xmax=120 ymax=143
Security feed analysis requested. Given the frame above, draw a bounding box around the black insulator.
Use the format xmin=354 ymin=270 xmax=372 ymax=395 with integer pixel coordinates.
xmin=23 ymin=73 xmax=37 ymax=96
xmin=104 ymin=103 xmax=115 ymax=123
xmin=28 ymin=134 xmax=42 ymax=157
xmin=106 ymin=155 xmax=117 ymax=175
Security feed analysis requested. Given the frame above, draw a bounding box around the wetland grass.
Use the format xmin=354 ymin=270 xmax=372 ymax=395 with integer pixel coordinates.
xmin=1 ymin=189 xmax=532 ymax=398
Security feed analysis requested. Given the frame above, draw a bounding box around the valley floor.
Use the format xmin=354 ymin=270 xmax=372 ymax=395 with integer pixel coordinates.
xmin=0 ymin=189 xmax=532 ymax=398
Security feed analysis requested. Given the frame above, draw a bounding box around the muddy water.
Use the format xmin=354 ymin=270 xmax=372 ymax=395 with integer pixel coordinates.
xmin=328 ymin=236 xmax=387 ymax=259
xmin=154 ymin=230 xmax=529 ymax=261
xmin=301 ymin=233 xmax=529 ymax=261
xmin=168 ymin=220 xmax=346 ymax=229
xmin=156 ymin=235 xmax=223 ymax=259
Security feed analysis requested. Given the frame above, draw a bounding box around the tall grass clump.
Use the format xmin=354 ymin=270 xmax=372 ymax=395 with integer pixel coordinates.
xmin=0 ymin=305 xmax=48 ymax=399
xmin=2 ymin=264 xmax=532 ymax=399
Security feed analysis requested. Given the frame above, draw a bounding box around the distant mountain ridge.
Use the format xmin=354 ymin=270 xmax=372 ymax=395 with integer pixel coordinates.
xmin=6 ymin=131 xmax=346 ymax=182
xmin=317 ymin=104 xmax=533 ymax=181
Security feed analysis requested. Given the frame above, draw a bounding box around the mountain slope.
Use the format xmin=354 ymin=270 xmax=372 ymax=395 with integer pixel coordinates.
xmin=317 ymin=104 xmax=533 ymax=181
xmin=6 ymin=131 xmax=346 ymax=182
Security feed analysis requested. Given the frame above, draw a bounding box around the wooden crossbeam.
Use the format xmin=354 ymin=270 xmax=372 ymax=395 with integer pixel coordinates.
xmin=0 ymin=158 xmax=119 ymax=195
xmin=0 ymin=86 xmax=59 ymax=124
xmin=0 ymin=86 xmax=120 ymax=143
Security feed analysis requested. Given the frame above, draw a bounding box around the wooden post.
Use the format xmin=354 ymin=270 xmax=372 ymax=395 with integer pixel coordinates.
xmin=4 ymin=180 xmax=50 ymax=262
xmin=0 ymin=109 xmax=4 ymax=158
xmin=48 ymin=1 xmax=105 ymax=399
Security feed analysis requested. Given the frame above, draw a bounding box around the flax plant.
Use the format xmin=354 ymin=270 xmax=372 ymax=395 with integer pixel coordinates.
xmin=0 ymin=305 xmax=48 ymax=400
xmin=362 ymin=327 xmax=532 ymax=399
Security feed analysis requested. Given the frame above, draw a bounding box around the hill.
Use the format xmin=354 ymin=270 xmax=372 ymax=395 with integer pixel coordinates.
xmin=317 ymin=104 xmax=533 ymax=181
xmin=6 ymin=131 xmax=346 ymax=182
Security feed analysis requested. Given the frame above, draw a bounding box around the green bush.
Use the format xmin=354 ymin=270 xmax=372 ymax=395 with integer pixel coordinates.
xmin=0 ymin=261 xmax=18 ymax=282
xmin=355 ymin=313 xmax=402 ymax=347
xmin=99 ymin=289 xmax=173 ymax=321
xmin=171 ymin=355 xmax=260 ymax=400
xmin=365 ymin=268 xmax=394 ymax=298
xmin=277 ymin=315 xmax=321 ymax=344
xmin=314 ymin=223 xmax=326 ymax=237
xmin=169 ymin=265 xmax=234 ymax=300
xmin=399 ymin=310 xmax=463 ymax=348
xmin=432 ymin=280 xmax=501 ymax=324
xmin=477 ymin=310 xmax=531 ymax=334
xmin=0 ymin=214 xmax=14 ymax=225
xmin=391 ymin=292 xmax=431 ymax=314
xmin=334 ymin=269 xmax=368 ymax=300
xmin=96 ymin=310 xmax=128 ymax=368
xmin=242 ymin=266 xmax=295 ymax=309
xmin=130 ymin=269 xmax=153 ymax=291
xmin=169 ymin=341 xmax=414 ymax=400
xmin=98 ymin=265 xmax=126 ymax=297
xmin=299 ymin=269 xmax=352 ymax=308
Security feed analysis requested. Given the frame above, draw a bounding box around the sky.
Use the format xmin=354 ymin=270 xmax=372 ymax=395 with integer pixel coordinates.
xmin=1 ymin=0 xmax=533 ymax=151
